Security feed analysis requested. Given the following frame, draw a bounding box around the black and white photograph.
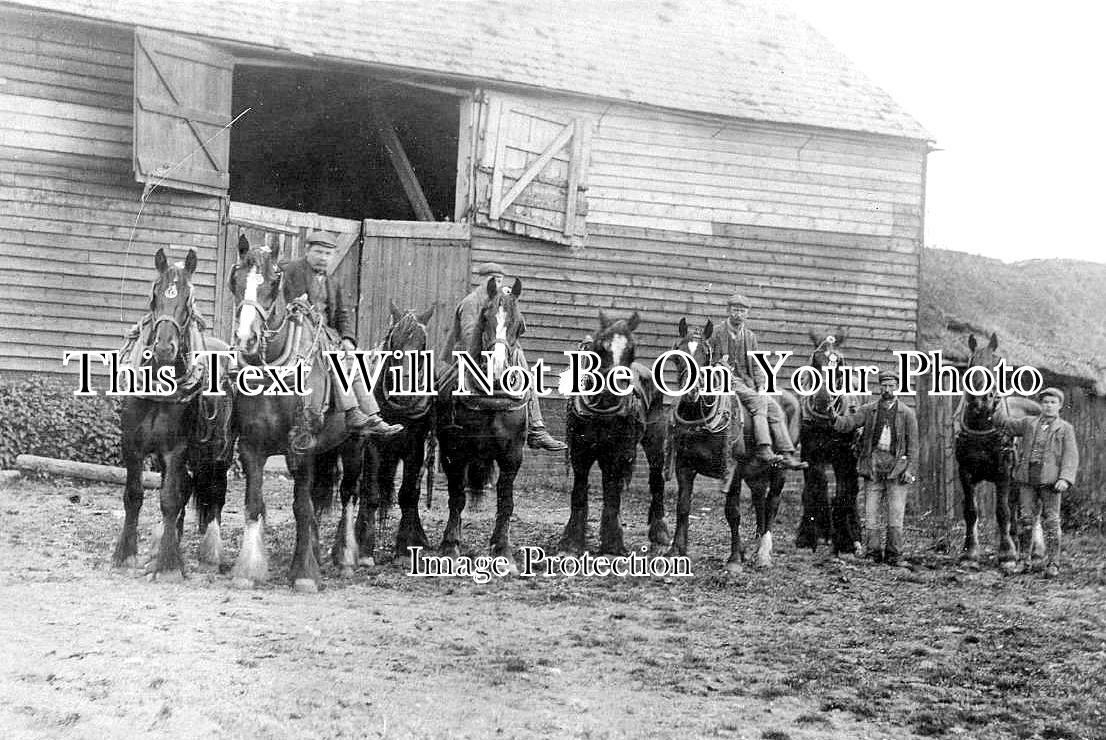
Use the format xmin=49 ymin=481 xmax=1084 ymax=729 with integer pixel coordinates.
xmin=1 ymin=1 xmax=1103 ymax=737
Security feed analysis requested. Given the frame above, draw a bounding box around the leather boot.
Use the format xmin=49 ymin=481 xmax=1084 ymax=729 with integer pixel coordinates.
xmin=528 ymin=426 xmax=567 ymax=452
xmin=776 ymin=451 xmax=809 ymax=470
xmin=346 ymin=409 xmax=403 ymax=438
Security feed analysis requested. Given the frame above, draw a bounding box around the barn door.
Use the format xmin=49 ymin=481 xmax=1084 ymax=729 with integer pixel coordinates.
xmin=216 ymin=203 xmax=362 ymax=342
xmin=473 ymin=94 xmax=591 ymax=246
xmin=358 ymin=221 xmax=471 ymax=354
xmin=133 ymin=29 xmax=234 ymax=196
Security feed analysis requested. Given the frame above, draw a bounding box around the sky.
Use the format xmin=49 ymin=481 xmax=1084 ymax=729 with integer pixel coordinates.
xmin=784 ymin=1 xmax=1106 ymax=264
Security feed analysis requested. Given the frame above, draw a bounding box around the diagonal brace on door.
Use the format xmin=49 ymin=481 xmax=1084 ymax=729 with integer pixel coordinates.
xmin=490 ymin=121 xmax=576 ymax=221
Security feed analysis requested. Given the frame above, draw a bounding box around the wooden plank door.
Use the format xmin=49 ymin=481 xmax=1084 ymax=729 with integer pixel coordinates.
xmin=358 ymin=220 xmax=471 ymax=354
xmin=215 ymin=202 xmax=362 ymax=342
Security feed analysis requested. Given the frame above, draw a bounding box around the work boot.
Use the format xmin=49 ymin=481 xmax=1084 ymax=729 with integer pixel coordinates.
xmin=754 ymin=445 xmax=780 ymax=464
xmin=528 ymin=427 xmax=567 ymax=452
xmin=346 ymin=409 xmax=403 ymax=438
xmin=776 ymin=451 xmax=809 ymax=470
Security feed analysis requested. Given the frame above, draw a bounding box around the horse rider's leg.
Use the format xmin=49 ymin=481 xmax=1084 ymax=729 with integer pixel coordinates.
xmin=884 ymin=480 xmax=909 ymax=567
xmin=1040 ymin=486 xmax=1062 ymax=576
xmin=733 ymin=381 xmax=774 ymax=462
xmin=723 ymin=461 xmax=744 ymax=572
xmin=113 ymin=443 xmax=145 ymax=568
xmin=231 ymin=444 xmax=269 ymax=588
xmin=519 ymin=347 xmax=566 ymax=451
xmin=863 ymin=477 xmax=885 ymax=563
xmin=335 ymin=355 xmax=402 ymax=436
xmin=149 ymin=444 xmax=188 ymax=580
xmin=288 ymin=460 xmax=323 ymax=592
xmin=764 ymin=397 xmax=807 ymax=469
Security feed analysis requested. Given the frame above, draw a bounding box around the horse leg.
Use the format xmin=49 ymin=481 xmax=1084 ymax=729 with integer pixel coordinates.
xmin=439 ymin=457 xmax=468 ymax=558
xmin=598 ymin=452 xmax=630 ymax=557
xmin=354 ymin=440 xmax=381 ymax=567
xmin=960 ymin=471 xmax=980 ymax=561
xmin=796 ymin=463 xmax=825 ymax=551
xmin=289 ymin=460 xmax=323 ymax=592
xmin=666 ymin=463 xmax=694 ymax=557
xmin=643 ymin=426 xmax=671 ymax=549
xmin=491 ymin=452 xmax=522 ymax=571
xmin=395 ymin=443 xmax=430 ymax=559
xmin=994 ymin=471 xmax=1017 ymax=563
xmin=194 ymin=456 xmax=228 ymax=568
xmin=723 ymin=463 xmax=744 ymax=572
xmin=148 ymin=444 xmax=188 ymax=581
xmin=830 ymin=456 xmax=859 ymax=556
xmin=231 ymin=445 xmax=269 ymax=588
xmin=331 ymin=444 xmax=361 ymax=578
xmin=757 ymin=470 xmax=786 ymax=567
xmin=559 ymin=449 xmax=592 ymax=555
xmin=112 ymin=448 xmax=145 ymax=568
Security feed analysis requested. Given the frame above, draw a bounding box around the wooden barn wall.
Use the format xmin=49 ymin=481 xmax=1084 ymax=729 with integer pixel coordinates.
xmin=0 ymin=8 xmax=223 ymax=378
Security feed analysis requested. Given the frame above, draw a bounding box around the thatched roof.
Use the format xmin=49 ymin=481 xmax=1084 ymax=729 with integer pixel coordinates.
xmin=920 ymin=248 xmax=1106 ymax=392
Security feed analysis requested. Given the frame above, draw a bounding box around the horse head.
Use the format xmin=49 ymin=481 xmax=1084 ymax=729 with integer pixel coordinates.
xmin=476 ymin=276 xmax=524 ymax=382
xmin=593 ymin=310 xmax=641 ymax=371
xmin=385 ymin=300 xmax=435 ymax=354
xmin=673 ymin=317 xmax=714 ymax=400
xmin=149 ymin=247 xmax=197 ymax=369
xmin=228 ymin=234 xmax=284 ymax=359
xmin=962 ymin=332 xmax=1001 ymax=430
xmin=807 ymin=328 xmax=848 ymax=411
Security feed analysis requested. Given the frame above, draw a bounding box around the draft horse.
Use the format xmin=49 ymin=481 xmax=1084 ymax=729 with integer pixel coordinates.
xmin=113 ymin=248 xmax=233 ymax=579
xmin=435 ymin=276 xmax=528 ymax=568
xmin=956 ymin=332 xmax=1041 ymax=563
xmin=229 ymin=235 xmax=364 ymax=591
xmin=331 ymin=302 xmax=436 ymax=570
xmin=795 ymin=330 xmax=863 ymax=556
xmin=665 ymin=319 xmax=794 ymax=570
xmin=559 ymin=311 xmax=666 ymax=555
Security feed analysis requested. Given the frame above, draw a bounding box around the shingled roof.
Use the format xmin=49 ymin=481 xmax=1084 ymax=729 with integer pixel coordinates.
xmin=920 ymin=248 xmax=1106 ymax=392
xmin=12 ymin=0 xmax=930 ymax=140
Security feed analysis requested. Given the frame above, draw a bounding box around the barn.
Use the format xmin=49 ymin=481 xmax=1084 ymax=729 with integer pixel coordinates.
xmin=916 ymin=248 xmax=1106 ymax=530
xmin=0 ymin=0 xmax=930 ymax=455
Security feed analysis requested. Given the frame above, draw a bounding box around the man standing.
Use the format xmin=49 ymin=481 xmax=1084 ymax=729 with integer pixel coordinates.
xmin=709 ymin=293 xmax=806 ymax=469
xmin=440 ymin=262 xmax=566 ymax=451
xmin=832 ymin=369 xmax=919 ymax=566
xmin=283 ymin=231 xmax=401 ymax=437
xmin=996 ymin=387 xmax=1078 ymax=578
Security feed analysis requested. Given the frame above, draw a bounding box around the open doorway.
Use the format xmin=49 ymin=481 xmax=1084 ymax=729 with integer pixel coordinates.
xmin=229 ymin=66 xmax=460 ymax=221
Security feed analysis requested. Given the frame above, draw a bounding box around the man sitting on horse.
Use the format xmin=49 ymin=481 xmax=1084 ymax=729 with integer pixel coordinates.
xmin=440 ymin=262 xmax=566 ymax=452
xmin=709 ymin=293 xmax=806 ymax=470
xmin=283 ymin=231 xmax=401 ymax=438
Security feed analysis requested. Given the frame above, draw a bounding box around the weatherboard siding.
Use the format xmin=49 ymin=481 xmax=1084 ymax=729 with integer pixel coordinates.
xmin=0 ymin=8 xmax=223 ymax=377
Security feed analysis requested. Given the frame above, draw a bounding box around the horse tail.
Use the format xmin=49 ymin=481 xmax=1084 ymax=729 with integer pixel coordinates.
xmin=424 ymin=433 xmax=436 ymax=510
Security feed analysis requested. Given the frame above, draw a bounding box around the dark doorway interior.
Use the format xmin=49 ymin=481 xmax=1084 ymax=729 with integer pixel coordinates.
xmin=230 ymin=66 xmax=459 ymax=221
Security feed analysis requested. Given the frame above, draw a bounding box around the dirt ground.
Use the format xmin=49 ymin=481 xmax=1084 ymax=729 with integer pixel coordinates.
xmin=1 ymin=470 xmax=1104 ymax=740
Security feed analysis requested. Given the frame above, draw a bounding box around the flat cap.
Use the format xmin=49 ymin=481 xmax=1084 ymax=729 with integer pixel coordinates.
xmin=476 ymin=262 xmax=506 ymax=277
xmin=727 ymin=293 xmax=751 ymax=308
xmin=305 ymin=230 xmax=339 ymax=249
xmin=1039 ymin=387 xmax=1065 ymax=404
xmin=877 ymin=368 xmax=899 ymax=383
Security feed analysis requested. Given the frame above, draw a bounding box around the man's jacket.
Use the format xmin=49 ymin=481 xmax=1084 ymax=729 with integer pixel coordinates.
xmin=833 ymin=399 xmax=919 ymax=480
xmin=707 ymin=319 xmax=768 ymax=388
xmin=281 ymin=258 xmax=356 ymax=344
xmin=996 ymin=411 xmax=1079 ymax=486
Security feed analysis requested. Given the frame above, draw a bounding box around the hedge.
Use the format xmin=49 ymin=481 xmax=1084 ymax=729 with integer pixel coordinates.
xmin=0 ymin=376 xmax=121 ymax=469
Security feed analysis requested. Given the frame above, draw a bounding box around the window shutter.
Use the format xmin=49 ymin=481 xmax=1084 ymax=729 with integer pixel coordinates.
xmin=474 ymin=95 xmax=591 ymax=246
xmin=134 ymin=29 xmax=234 ymax=196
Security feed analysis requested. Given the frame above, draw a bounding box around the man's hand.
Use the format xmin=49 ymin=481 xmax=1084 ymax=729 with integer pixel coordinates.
xmin=1055 ymin=480 xmax=1071 ymax=493
xmin=341 ymin=338 xmax=356 ymax=352
xmin=899 ymin=470 xmax=917 ymax=485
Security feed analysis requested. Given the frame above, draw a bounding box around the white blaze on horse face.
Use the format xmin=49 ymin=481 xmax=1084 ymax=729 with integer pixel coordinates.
xmin=491 ymin=304 xmax=509 ymax=377
xmin=610 ymin=333 xmax=628 ymax=367
xmin=688 ymin=340 xmax=699 ymax=360
xmin=236 ymin=267 xmax=262 ymax=347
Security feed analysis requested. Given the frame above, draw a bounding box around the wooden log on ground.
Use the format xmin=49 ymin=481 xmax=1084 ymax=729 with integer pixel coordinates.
xmin=15 ymin=454 xmax=161 ymax=489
